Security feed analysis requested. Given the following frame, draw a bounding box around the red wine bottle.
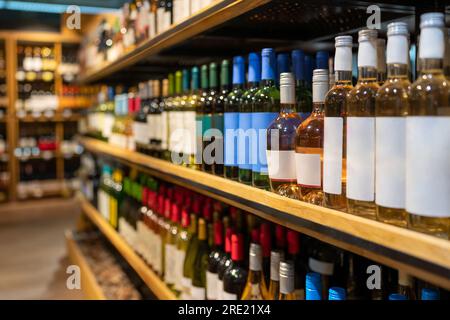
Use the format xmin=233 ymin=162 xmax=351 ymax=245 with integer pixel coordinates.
xmin=222 ymin=233 xmax=247 ymax=299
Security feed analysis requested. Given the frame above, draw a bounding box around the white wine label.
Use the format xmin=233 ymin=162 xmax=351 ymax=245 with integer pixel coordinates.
xmin=133 ymin=122 xmax=149 ymax=144
xmin=184 ymin=111 xmax=197 ymax=155
xmin=309 ymin=258 xmax=334 ymax=276
xmin=136 ymin=221 xmax=145 ymax=256
xmin=222 ymin=291 xmax=238 ymax=300
xmin=102 ymin=113 xmax=115 ymax=138
xmin=206 ymin=271 xmax=219 ymax=300
xmin=346 ymin=117 xmax=375 ymax=201
xmin=217 ymin=280 xmax=224 ymax=300
xmin=376 ymin=117 xmax=406 ymax=209
xmin=323 ymin=117 xmax=344 ymax=194
xmin=181 ymin=276 xmax=192 ymax=300
xmin=174 ymin=249 xmax=186 ymax=291
xmin=190 ymin=286 xmax=206 ymax=300
xmin=109 ymin=133 xmax=128 ymax=149
xmin=266 ymin=150 xmax=296 ymax=180
xmin=164 ymin=244 xmax=175 ymax=284
xmin=146 ymin=114 xmax=156 ymax=141
xmin=295 ymin=153 xmax=321 ymax=187
xmin=406 ymin=116 xmax=450 ymax=217
xmin=160 ymin=111 xmax=169 ymax=149
xmin=154 ymin=236 xmax=162 ymax=274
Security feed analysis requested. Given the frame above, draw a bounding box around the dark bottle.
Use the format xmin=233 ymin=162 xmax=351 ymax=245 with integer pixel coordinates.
xmin=307 ymin=239 xmax=337 ymax=299
xmin=277 ymin=53 xmax=290 ymax=87
xmin=252 ymin=48 xmax=280 ymax=190
xmin=292 ymin=49 xmax=312 ymax=120
xmin=206 ymin=218 xmax=224 ymax=300
xmin=286 ymin=229 xmax=307 ymax=300
xmin=238 ymin=53 xmax=260 ymax=184
xmin=212 ymin=60 xmax=230 ymax=176
xmin=223 ymin=233 xmax=247 ymax=300
xmin=198 ymin=64 xmax=213 ymax=172
xmin=217 ymin=227 xmax=233 ymax=299
xmin=191 ymin=218 xmax=209 ymax=299
xmin=259 ymin=222 xmax=272 ymax=287
xmin=224 ymin=56 xmax=245 ymax=180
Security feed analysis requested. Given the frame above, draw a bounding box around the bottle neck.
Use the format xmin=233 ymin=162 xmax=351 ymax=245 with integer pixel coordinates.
xmin=232 ymin=83 xmax=244 ymax=90
xmin=334 ymin=70 xmax=352 ymax=85
xmin=248 ymin=81 xmax=259 ymax=89
xmin=261 ymin=79 xmax=275 ymax=87
xmin=357 ymin=66 xmax=377 ymax=81
xmin=312 ymin=101 xmax=324 ymax=114
xmin=296 ymin=79 xmax=309 ymax=89
xmin=248 ymin=269 xmax=264 ymax=284
xmin=387 ymin=63 xmax=408 ymax=78
xmin=419 ymin=58 xmax=444 ymax=75
xmin=280 ymin=102 xmax=296 ymax=114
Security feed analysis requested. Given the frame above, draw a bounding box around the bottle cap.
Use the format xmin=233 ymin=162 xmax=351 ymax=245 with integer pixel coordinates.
xmin=358 ymin=29 xmax=378 ymax=42
xmin=313 ymin=69 xmax=329 ymax=83
xmin=312 ymin=69 xmax=329 ymax=103
xmin=221 ymin=59 xmax=230 ymax=87
xmin=270 ymin=250 xmax=283 ymax=281
xmin=328 ymin=287 xmax=346 ymax=300
xmin=292 ymin=49 xmax=305 ymax=81
xmin=334 ymin=36 xmax=353 ymax=72
xmin=335 ymin=35 xmax=353 ymax=47
xmin=262 ymin=48 xmax=275 ymax=57
xmin=260 ymin=223 xmax=271 ymax=258
xmin=421 ymin=288 xmax=440 ymax=300
xmin=389 ymin=293 xmax=408 ymax=300
xmin=280 ymin=72 xmax=295 ymax=104
xmin=279 ymin=261 xmax=295 ymax=294
xmin=387 ymin=22 xmax=409 ymax=37
xmin=249 ymin=243 xmax=262 ymax=271
xmin=232 ymin=56 xmax=245 ymax=85
xmin=306 ymin=272 xmax=322 ymax=300
xmin=420 ymin=12 xmax=445 ymax=29
xmin=261 ymin=48 xmax=276 ymax=80
xmin=248 ymin=52 xmax=261 ymax=83
xmin=277 ymin=53 xmax=290 ymax=74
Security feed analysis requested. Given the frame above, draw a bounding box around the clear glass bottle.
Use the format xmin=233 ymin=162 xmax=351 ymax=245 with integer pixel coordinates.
xmin=267 ymin=72 xmax=302 ymax=198
xmin=375 ymin=22 xmax=410 ymax=227
xmin=241 ymin=243 xmax=269 ymax=300
xmin=278 ymin=261 xmax=296 ymax=300
xmin=407 ymin=13 xmax=450 ymax=238
xmin=346 ymin=29 xmax=379 ymax=219
xmin=238 ymin=53 xmax=260 ymax=184
xmin=295 ymin=69 xmax=328 ymax=204
xmin=252 ymin=48 xmax=280 ymax=190
xmin=323 ymin=36 xmax=353 ymax=211
xmin=377 ymin=39 xmax=387 ymax=85
xmin=268 ymin=250 xmax=282 ymax=300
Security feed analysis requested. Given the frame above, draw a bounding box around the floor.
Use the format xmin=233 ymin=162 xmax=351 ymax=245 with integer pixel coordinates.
xmin=0 ymin=198 xmax=85 ymax=299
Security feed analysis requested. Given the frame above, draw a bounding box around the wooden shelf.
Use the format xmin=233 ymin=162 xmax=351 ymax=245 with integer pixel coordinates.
xmin=65 ymin=230 xmax=106 ymax=300
xmin=80 ymin=136 xmax=450 ymax=290
xmin=78 ymin=0 xmax=269 ymax=84
xmin=17 ymin=113 xmax=82 ymax=123
xmin=79 ymin=195 xmax=177 ymax=300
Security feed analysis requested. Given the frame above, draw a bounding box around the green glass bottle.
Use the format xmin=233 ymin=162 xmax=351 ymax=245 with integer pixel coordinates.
xmin=252 ymin=48 xmax=280 ymax=190
xmin=197 ymin=65 xmax=211 ymax=172
xmin=188 ymin=67 xmax=201 ymax=170
xmin=191 ymin=218 xmax=209 ymax=300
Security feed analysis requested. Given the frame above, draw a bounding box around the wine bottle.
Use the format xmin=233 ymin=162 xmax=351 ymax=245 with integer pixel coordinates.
xmin=346 ymin=29 xmax=379 ymax=219
xmin=407 ymin=13 xmax=450 ymax=238
xmin=421 ymin=288 xmax=440 ymax=300
xmin=164 ymin=201 xmax=180 ymax=292
xmin=217 ymin=227 xmax=233 ymax=300
xmin=186 ymin=67 xmax=200 ymax=169
xmin=389 ymin=293 xmax=408 ymax=300
xmin=328 ymin=287 xmax=346 ymax=300
xmin=308 ymin=240 xmax=336 ymax=299
xmin=377 ymin=39 xmax=387 ymax=85
xmin=295 ymin=69 xmax=327 ymax=204
xmin=224 ymin=56 xmax=245 ymax=180
xmin=375 ymin=22 xmax=410 ymax=227
xmin=292 ymin=49 xmax=312 ymax=120
xmin=268 ymin=250 xmax=282 ymax=299
xmin=305 ymin=272 xmax=322 ymax=300
xmin=241 ymin=243 xmax=269 ymax=300
xmin=197 ymin=65 xmax=211 ymax=172
xmin=323 ymin=36 xmax=353 ymax=211
xmin=223 ymin=233 xmax=247 ymax=299
xmin=181 ymin=210 xmax=198 ymax=299
xmin=160 ymin=78 xmax=170 ymax=160
xmin=398 ymin=271 xmax=416 ymax=300
xmin=279 ymin=261 xmax=296 ymax=300
xmin=212 ymin=60 xmax=230 ymax=176
xmin=206 ymin=218 xmax=224 ymax=300
xmin=267 ymin=72 xmax=302 ymax=198
xmin=286 ymin=229 xmax=306 ymax=300
xmin=238 ymin=53 xmax=260 ymax=184
xmin=191 ymin=218 xmax=209 ymax=299
xmin=252 ymin=48 xmax=280 ymax=190
xmin=259 ymin=222 xmax=271 ymax=287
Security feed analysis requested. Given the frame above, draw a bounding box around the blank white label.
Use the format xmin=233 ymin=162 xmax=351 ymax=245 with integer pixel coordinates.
xmin=266 ymin=150 xmax=296 ymax=180
xmin=133 ymin=122 xmax=149 ymax=144
xmin=346 ymin=117 xmax=375 ymax=201
xmin=406 ymin=116 xmax=450 ymax=217
xmin=102 ymin=113 xmax=115 ymax=138
xmin=295 ymin=153 xmax=321 ymax=187
xmin=323 ymin=117 xmax=344 ymax=194
xmin=164 ymin=244 xmax=175 ymax=284
xmin=160 ymin=112 xmax=169 ymax=149
xmin=376 ymin=117 xmax=406 ymax=209
xmin=206 ymin=271 xmax=218 ymax=300
xmin=174 ymin=249 xmax=185 ymax=291
xmin=154 ymin=236 xmax=162 ymax=274
xmin=308 ymin=258 xmax=334 ymax=276
xmin=190 ymin=286 xmax=206 ymax=300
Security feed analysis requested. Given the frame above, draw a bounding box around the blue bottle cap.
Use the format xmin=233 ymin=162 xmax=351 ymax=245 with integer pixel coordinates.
xmin=328 ymin=287 xmax=346 ymax=300
xmin=389 ymin=293 xmax=408 ymax=300
xmin=191 ymin=66 xmax=199 ymax=91
xmin=277 ymin=53 xmax=290 ymax=74
xmin=316 ymin=51 xmax=329 ymax=69
xmin=248 ymin=52 xmax=261 ymax=83
xmin=261 ymin=48 xmax=276 ymax=81
xmin=182 ymin=69 xmax=190 ymax=92
xmin=232 ymin=56 xmax=245 ymax=85
xmin=305 ymin=272 xmax=322 ymax=300
xmin=292 ymin=49 xmax=305 ymax=81
xmin=304 ymin=55 xmax=314 ymax=85
xmin=421 ymin=288 xmax=440 ymax=300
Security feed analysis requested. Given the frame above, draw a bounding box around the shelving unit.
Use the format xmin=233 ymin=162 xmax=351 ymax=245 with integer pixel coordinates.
xmin=79 ymin=195 xmax=177 ymax=300
xmin=80 ymin=137 xmax=450 ymax=291
xmin=65 ymin=230 xmax=107 ymax=300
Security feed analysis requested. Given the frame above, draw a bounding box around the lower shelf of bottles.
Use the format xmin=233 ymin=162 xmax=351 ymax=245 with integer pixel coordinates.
xmin=80 ymin=137 xmax=450 ymax=290
xmin=65 ymin=230 xmax=106 ymax=300
xmin=79 ymin=195 xmax=177 ymax=300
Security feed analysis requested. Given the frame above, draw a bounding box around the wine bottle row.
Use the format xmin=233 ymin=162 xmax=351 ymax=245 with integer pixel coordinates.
xmin=87 ymin=13 xmax=450 ymax=239
xmin=89 ymin=159 xmax=447 ymax=300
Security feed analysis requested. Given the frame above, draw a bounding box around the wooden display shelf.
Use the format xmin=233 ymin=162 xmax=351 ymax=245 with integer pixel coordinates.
xmin=78 ymin=0 xmax=269 ymax=84
xmin=80 ymin=136 xmax=450 ymax=289
xmin=65 ymin=230 xmax=107 ymax=300
xmin=17 ymin=113 xmax=82 ymax=123
xmin=79 ymin=195 xmax=177 ymax=300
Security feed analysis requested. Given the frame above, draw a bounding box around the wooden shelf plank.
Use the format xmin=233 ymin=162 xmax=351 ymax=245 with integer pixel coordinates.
xmin=79 ymin=137 xmax=450 ymax=289
xmin=79 ymin=195 xmax=177 ymax=300
xmin=78 ymin=0 xmax=270 ymax=84
xmin=65 ymin=230 xmax=106 ymax=300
